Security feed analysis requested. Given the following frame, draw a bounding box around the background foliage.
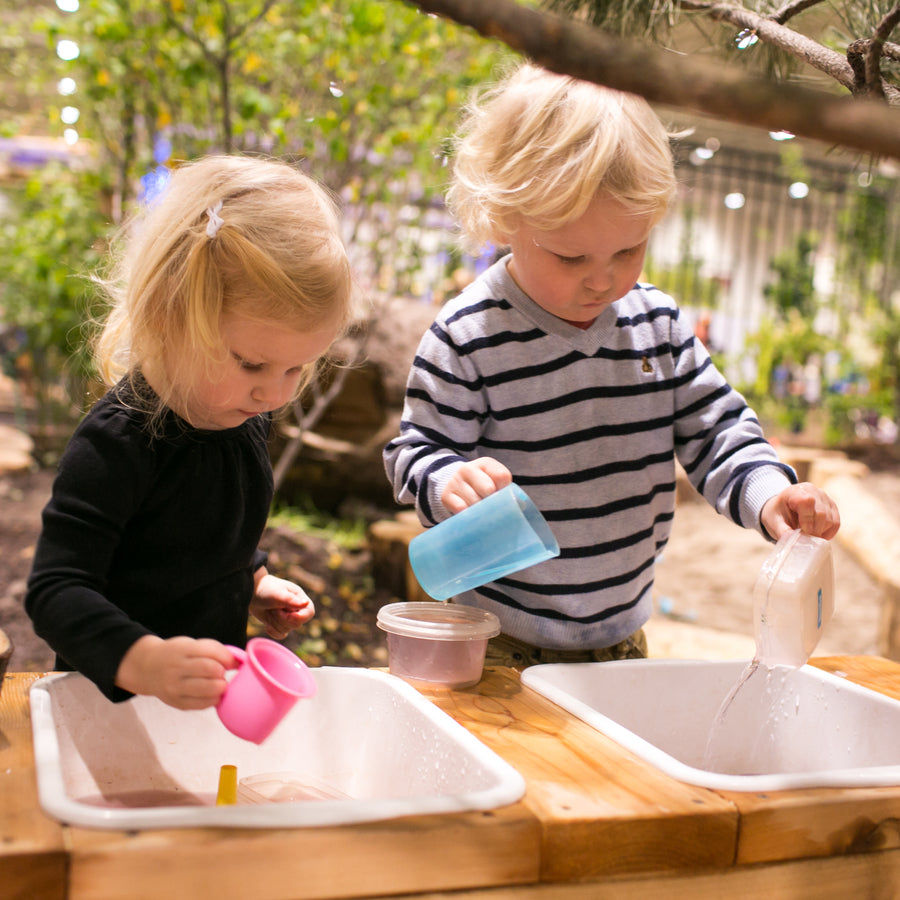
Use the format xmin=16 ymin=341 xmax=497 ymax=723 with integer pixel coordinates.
xmin=0 ymin=0 xmax=897 ymax=450
xmin=0 ymin=0 xmax=510 ymax=436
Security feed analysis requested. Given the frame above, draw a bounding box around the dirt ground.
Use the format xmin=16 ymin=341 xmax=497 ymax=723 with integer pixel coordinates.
xmin=2 ymin=458 xmax=898 ymax=674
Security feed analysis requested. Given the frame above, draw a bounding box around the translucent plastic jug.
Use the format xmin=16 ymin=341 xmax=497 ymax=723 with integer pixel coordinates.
xmin=753 ymin=529 xmax=834 ymax=667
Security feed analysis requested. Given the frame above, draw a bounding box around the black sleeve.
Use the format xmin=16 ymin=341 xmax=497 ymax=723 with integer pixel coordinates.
xmin=25 ymin=405 xmax=155 ymax=700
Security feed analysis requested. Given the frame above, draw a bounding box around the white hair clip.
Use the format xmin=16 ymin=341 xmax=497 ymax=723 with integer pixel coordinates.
xmin=206 ymin=200 xmax=224 ymax=238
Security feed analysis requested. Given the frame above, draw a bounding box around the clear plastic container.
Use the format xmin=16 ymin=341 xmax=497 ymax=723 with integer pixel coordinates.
xmin=376 ymin=602 xmax=501 ymax=689
xmin=753 ymin=529 xmax=834 ymax=667
xmin=407 ymin=484 xmax=559 ymax=601
xmin=237 ymin=773 xmax=351 ymax=804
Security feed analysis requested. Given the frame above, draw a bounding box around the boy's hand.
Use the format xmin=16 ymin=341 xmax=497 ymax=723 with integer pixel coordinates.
xmin=250 ymin=570 xmax=315 ymax=640
xmin=760 ymin=482 xmax=841 ymax=542
xmin=115 ymin=634 xmax=236 ymax=710
xmin=441 ymin=457 xmax=513 ymax=514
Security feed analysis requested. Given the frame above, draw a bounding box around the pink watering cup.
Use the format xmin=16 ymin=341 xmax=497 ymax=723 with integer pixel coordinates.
xmin=216 ymin=638 xmax=317 ymax=744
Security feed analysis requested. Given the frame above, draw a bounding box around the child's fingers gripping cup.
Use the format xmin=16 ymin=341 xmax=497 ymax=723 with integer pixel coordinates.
xmin=408 ymin=483 xmax=560 ymax=601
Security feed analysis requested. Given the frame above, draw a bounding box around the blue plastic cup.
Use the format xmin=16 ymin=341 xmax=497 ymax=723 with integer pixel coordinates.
xmin=408 ymin=484 xmax=560 ymax=601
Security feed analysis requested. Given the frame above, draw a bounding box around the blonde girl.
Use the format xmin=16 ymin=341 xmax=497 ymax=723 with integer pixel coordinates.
xmin=27 ymin=155 xmax=354 ymax=710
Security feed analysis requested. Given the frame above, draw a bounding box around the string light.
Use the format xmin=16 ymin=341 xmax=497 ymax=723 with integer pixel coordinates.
xmin=56 ymin=39 xmax=79 ymax=61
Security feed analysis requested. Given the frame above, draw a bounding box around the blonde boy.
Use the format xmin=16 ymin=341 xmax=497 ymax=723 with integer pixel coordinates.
xmin=384 ymin=64 xmax=839 ymax=667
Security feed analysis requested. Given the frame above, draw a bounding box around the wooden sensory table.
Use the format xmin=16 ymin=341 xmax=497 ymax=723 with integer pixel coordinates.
xmin=3 ymin=656 xmax=900 ymax=898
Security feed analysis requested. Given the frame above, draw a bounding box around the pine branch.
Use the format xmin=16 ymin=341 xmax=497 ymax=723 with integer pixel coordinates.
xmin=770 ymin=0 xmax=828 ymax=27
xmin=410 ymin=0 xmax=900 ymax=158
xmin=678 ymin=1 xmax=855 ymax=88
xmin=866 ymin=4 xmax=900 ymax=99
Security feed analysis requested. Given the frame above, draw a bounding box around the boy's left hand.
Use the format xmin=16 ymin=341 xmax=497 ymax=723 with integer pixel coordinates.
xmin=760 ymin=482 xmax=841 ymax=542
xmin=250 ymin=570 xmax=316 ymax=640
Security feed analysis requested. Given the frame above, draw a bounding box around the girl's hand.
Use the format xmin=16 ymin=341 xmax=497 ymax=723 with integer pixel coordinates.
xmin=760 ymin=482 xmax=841 ymax=542
xmin=441 ymin=457 xmax=513 ymax=514
xmin=115 ymin=634 xmax=236 ymax=710
xmin=250 ymin=571 xmax=315 ymax=640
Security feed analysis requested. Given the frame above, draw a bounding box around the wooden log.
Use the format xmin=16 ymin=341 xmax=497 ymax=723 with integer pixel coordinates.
xmin=882 ymin=582 xmax=900 ymax=664
xmin=819 ymin=474 xmax=900 ymax=660
xmin=368 ymin=514 xmax=428 ymax=601
xmin=0 ymin=628 xmax=12 ymax=696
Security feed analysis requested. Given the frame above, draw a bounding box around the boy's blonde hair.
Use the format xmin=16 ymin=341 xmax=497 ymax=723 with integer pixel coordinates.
xmin=447 ymin=63 xmax=677 ymax=252
xmin=95 ymin=154 xmax=354 ymax=422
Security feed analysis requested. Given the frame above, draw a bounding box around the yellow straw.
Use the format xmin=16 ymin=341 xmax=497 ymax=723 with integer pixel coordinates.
xmin=216 ymin=764 xmax=238 ymax=806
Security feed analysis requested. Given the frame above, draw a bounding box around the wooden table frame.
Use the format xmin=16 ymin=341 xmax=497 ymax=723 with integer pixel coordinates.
xmin=3 ymin=657 xmax=900 ymax=899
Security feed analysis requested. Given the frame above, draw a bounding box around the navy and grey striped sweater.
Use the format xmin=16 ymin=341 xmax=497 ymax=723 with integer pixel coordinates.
xmin=384 ymin=255 xmax=796 ymax=650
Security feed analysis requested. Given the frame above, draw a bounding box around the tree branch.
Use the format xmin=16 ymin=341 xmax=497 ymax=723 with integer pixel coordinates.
xmin=409 ymin=0 xmax=900 ymax=159
xmin=874 ymin=4 xmax=900 ymax=45
xmin=272 ymin=319 xmax=377 ymax=492
xmin=225 ymin=0 xmax=279 ymax=44
xmin=162 ymin=6 xmax=222 ymax=68
xmin=769 ymin=0 xmax=827 ymax=27
xmin=847 ymin=39 xmax=868 ymax=93
xmin=866 ymin=4 xmax=900 ymax=99
xmin=678 ymin=0 xmax=855 ymax=88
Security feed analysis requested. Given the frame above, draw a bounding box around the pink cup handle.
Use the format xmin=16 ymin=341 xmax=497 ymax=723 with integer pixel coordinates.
xmin=217 ymin=646 xmax=246 ymax=713
xmin=224 ymin=645 xmax=247 ymax=667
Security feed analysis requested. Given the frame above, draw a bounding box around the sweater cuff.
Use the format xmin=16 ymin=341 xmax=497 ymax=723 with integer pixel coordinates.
xmin=741 ymin=465 xmax=796 ymax=540
xmin=421 ymin=463 xmax=463 ymax=526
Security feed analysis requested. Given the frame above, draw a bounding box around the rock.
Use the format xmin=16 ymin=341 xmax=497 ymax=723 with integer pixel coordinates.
xmin=272 ymin=296 xmax=438 ymax=510
xmin=0 ymin=424 xmax=33 ymax=474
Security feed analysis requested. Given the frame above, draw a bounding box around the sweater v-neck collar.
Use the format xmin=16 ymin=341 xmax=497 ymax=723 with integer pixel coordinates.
xmin=485 ymin=255 xmax=619 ymax=353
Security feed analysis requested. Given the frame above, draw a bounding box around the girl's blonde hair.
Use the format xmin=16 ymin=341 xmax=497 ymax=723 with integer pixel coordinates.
xmin=447 ymin=63 xmax=678 ymax=252
xmin=95 ymin=154 xmax=354 ymax=422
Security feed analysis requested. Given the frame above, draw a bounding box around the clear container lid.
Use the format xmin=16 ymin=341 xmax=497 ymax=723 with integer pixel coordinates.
xmin=376 ymin=602 xmax=501 ymax=642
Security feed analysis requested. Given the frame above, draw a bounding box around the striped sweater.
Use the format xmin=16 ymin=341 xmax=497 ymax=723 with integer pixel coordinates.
xmin=383 ymin=255 xmax=796 ymax=650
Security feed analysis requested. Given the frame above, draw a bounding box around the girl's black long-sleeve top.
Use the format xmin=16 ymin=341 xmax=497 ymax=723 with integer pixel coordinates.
xmin=25 ymin=378 xmax=272 ymax=701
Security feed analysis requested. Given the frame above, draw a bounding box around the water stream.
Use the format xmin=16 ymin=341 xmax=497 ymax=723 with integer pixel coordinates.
xmin=701 ymin=657 xmax=799 ymax=774
xmin=702 ymin=658 xmax=761 ymax=771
